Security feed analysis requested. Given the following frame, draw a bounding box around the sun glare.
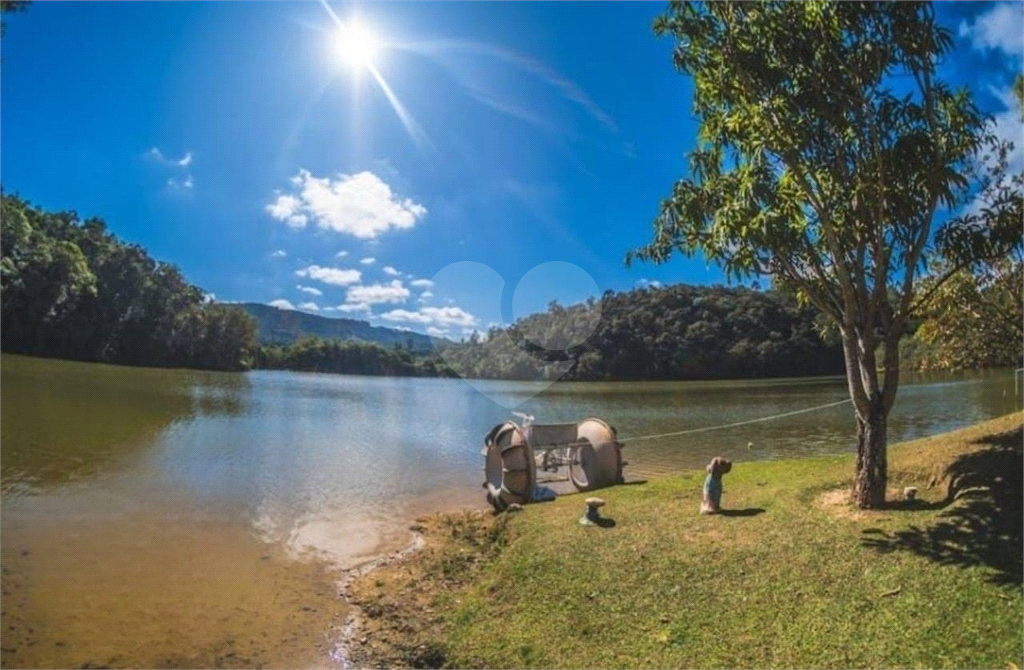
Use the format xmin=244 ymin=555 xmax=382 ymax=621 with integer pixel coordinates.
xmin=334 ymin=23 xmax=380 ymax=69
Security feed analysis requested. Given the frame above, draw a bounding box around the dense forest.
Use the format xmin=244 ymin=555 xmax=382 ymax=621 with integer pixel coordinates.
xmin=1 ymin=194 xmax=258 ymax=371
xmin=435 ymin=284 xmax=846 ymax=381
xmin=258 ymin=337 xmax=447 ymax=377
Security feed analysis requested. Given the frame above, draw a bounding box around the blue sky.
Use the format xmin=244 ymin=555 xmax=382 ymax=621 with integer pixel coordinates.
xmin=1 ymin=1 xmax=1021 ymax=339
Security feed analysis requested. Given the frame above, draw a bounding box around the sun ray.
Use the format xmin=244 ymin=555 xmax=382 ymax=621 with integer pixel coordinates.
xmin=367 ymin=65 xmax=433 ymax=150
xmin=318 ymin=0 xmax=431 ymax=151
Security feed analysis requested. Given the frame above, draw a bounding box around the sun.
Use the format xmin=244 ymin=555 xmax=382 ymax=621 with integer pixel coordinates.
xmin=334 ymin=22 xmax=380 ymax=69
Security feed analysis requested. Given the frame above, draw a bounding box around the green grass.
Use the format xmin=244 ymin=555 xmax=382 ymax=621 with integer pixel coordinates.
xmin=351 ymin=413 xmax=1023 ymax=669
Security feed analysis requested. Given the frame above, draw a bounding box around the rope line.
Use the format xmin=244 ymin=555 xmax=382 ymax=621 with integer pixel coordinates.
xmin=518 ymin=397 xmax=853 ymax=451
xmin=617 ymin=397 xmax=852 ymax=444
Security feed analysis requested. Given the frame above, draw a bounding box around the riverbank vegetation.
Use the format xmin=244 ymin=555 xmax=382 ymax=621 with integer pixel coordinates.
xmin=1 ymin=194 xmax=258 ymax=371
xmin=348 ymin=413 xmax=1023 ymax=669
xmin=257 ymin=337 xmax=447 ymax=377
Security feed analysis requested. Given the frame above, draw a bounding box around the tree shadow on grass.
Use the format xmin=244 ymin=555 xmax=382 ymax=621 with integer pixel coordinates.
xmin=861 ymin=426 xmax=1023 ymax=586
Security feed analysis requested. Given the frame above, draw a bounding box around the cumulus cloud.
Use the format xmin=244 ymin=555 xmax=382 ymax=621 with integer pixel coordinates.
xmin=271 ymin=249 xmax=287 ymax=258
xmin=337 ymin=302 xmax=372 ymax=313
xmin=380 ymin=306 xmax=477 ymax=327
xmin=296 ymin=285 xmax=323 ymax=296
xmin=269 ymin=299 xmax=295 ymax=310
xmin=636 ymin=278 xmax=662 ymax=289
xmin=297 ymin=301 xmax=319 ymax=312
xmin=426 ymin=326 xmax=449 ymax=338
xmin=265 ymin=170 xmax=427 ymax=239
xmin=266 ymin=195 xmax=308 ymax=228
xmin=419 ymin=291 xmax=434 ymax=302
xmin=345 ymin=280 xmax=410 ymax=305
xmin=410 ymin=278 xmax=434 ymax=289
xmin=959 ymin=3 xmax=1024 ymax=57
xmin=361 ymin=257 xmax=376 ymax=265
xmin=294 ymin=265 xmax=362 ymax=286
xmin=336 ymin=250 xmax=349 ymax=258
xmin=382 ymin=265 xmax=401 ymax=276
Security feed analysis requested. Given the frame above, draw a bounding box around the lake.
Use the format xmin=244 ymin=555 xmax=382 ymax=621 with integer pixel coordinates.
xmin=1 ymin=353 xmax=1020 ymax=667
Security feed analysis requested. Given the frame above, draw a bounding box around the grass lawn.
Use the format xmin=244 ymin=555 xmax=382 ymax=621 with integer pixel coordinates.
xmin=349 ymin=412 xmax=1023 ymax=669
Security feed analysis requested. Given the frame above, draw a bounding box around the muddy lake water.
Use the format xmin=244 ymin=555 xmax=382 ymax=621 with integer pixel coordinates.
xmin=2 ymin=353 xmax=1020 ymax=667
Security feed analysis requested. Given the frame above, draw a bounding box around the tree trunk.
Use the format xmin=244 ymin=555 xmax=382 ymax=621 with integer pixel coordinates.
xmin=852 ymin=398 xmax=888 ymax=508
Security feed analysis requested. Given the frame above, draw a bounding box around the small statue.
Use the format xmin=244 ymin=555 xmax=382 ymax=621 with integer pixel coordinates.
xmin=701 ymin=456 xmax=732 ymax=514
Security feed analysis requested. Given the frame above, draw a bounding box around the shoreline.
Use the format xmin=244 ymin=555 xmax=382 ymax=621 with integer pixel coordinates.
xmin=340 ymin=412 xmax=1024 ymax=669
xmin=7 ymin=351 xmax=1018 ymax=385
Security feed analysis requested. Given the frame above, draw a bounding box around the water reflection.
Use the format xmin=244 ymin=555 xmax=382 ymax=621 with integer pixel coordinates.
xmin=0 ymin=355 xmax=250 ymax=495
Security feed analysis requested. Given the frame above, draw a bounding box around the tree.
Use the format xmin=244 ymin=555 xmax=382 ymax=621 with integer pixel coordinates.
xmin=912 ymin=255 xmax=1022 ymax=371
xmin=0 ymin=0 xmax=29 ymax=36
xmin=631 ymin=2 xmax=1020 ymax=507
xmin=908 ymin=72 xmax=1024 ymax=373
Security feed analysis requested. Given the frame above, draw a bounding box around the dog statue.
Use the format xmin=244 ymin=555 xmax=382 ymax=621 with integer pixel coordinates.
xmin=701 ymin=456 xmax=732 ymax=514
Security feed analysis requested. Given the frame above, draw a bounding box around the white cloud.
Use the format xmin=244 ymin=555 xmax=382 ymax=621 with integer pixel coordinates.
xmin=990 ymin=88 xmax=1024 ymax=177
xmin=265 ymin=170 xmax=427 ymax=239
xmin=426 ymin=326 xmax=449 ymax=338
xmin=271 ymin=249 xmax=287 ymax=258
xmin=149 ymin=147 xmax=194 ymax=193
xmin=380 ymin=306 xmax=477 ymax=327
xmin=148 ymin=147 xmax=193 ymax=167
xmin=410 ymin=278 xmax=434 ymax=289
xmin=269 ymin=299 xmax=295 ymax=310
xmin=636 ymin=278 xmax=662 ymax=289
xmin=961 ymin=85 xmax=1024 ymax=218
xmin=419 ymin=291 xmax=434 ymax=302
xmin=296 ymin=285 xmax=323 ymax=296
xmin=336 ymin=250 xmax=349 ymax=258
xmin=361 ymin=257 xmax=376 ymax=265
xmin=167 ymin=175 xmax=194 ymax=191
xmin=294 ymin=265 xmax=362 ymax=286
xmin=337 ymin=302 xmax=371 ymax=313
xmin=346 ymin=280 xmax=410 ymax=305
xmin=959 ymin=3 xmax=1024 ymax=57
xmin=382 ymin=265 xmax=400 ymax=276
xmin=298 ymin=301 xmax=320 ymax=312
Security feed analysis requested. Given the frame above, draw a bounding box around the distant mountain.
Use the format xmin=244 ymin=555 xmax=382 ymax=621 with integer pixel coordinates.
xmin=240 ymin=302 xmax=435 ymax=351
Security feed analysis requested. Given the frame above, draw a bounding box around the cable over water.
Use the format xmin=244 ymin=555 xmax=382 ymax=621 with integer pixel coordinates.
xmin=617 ymin=397 xmax=853 ymax=444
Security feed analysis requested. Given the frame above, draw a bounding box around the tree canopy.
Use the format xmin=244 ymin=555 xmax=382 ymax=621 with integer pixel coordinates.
xmin=1 ymin=193 xmax=258 ymax=371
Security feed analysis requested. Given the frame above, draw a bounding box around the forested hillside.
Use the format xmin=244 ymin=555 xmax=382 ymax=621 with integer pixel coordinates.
xmin=1 ymin=194 xmax=258 ymax=370
xmin=242 ymin=302 xmax=434 ymax=350
xmin=437 ymin=284 xmax=847 ymax=381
